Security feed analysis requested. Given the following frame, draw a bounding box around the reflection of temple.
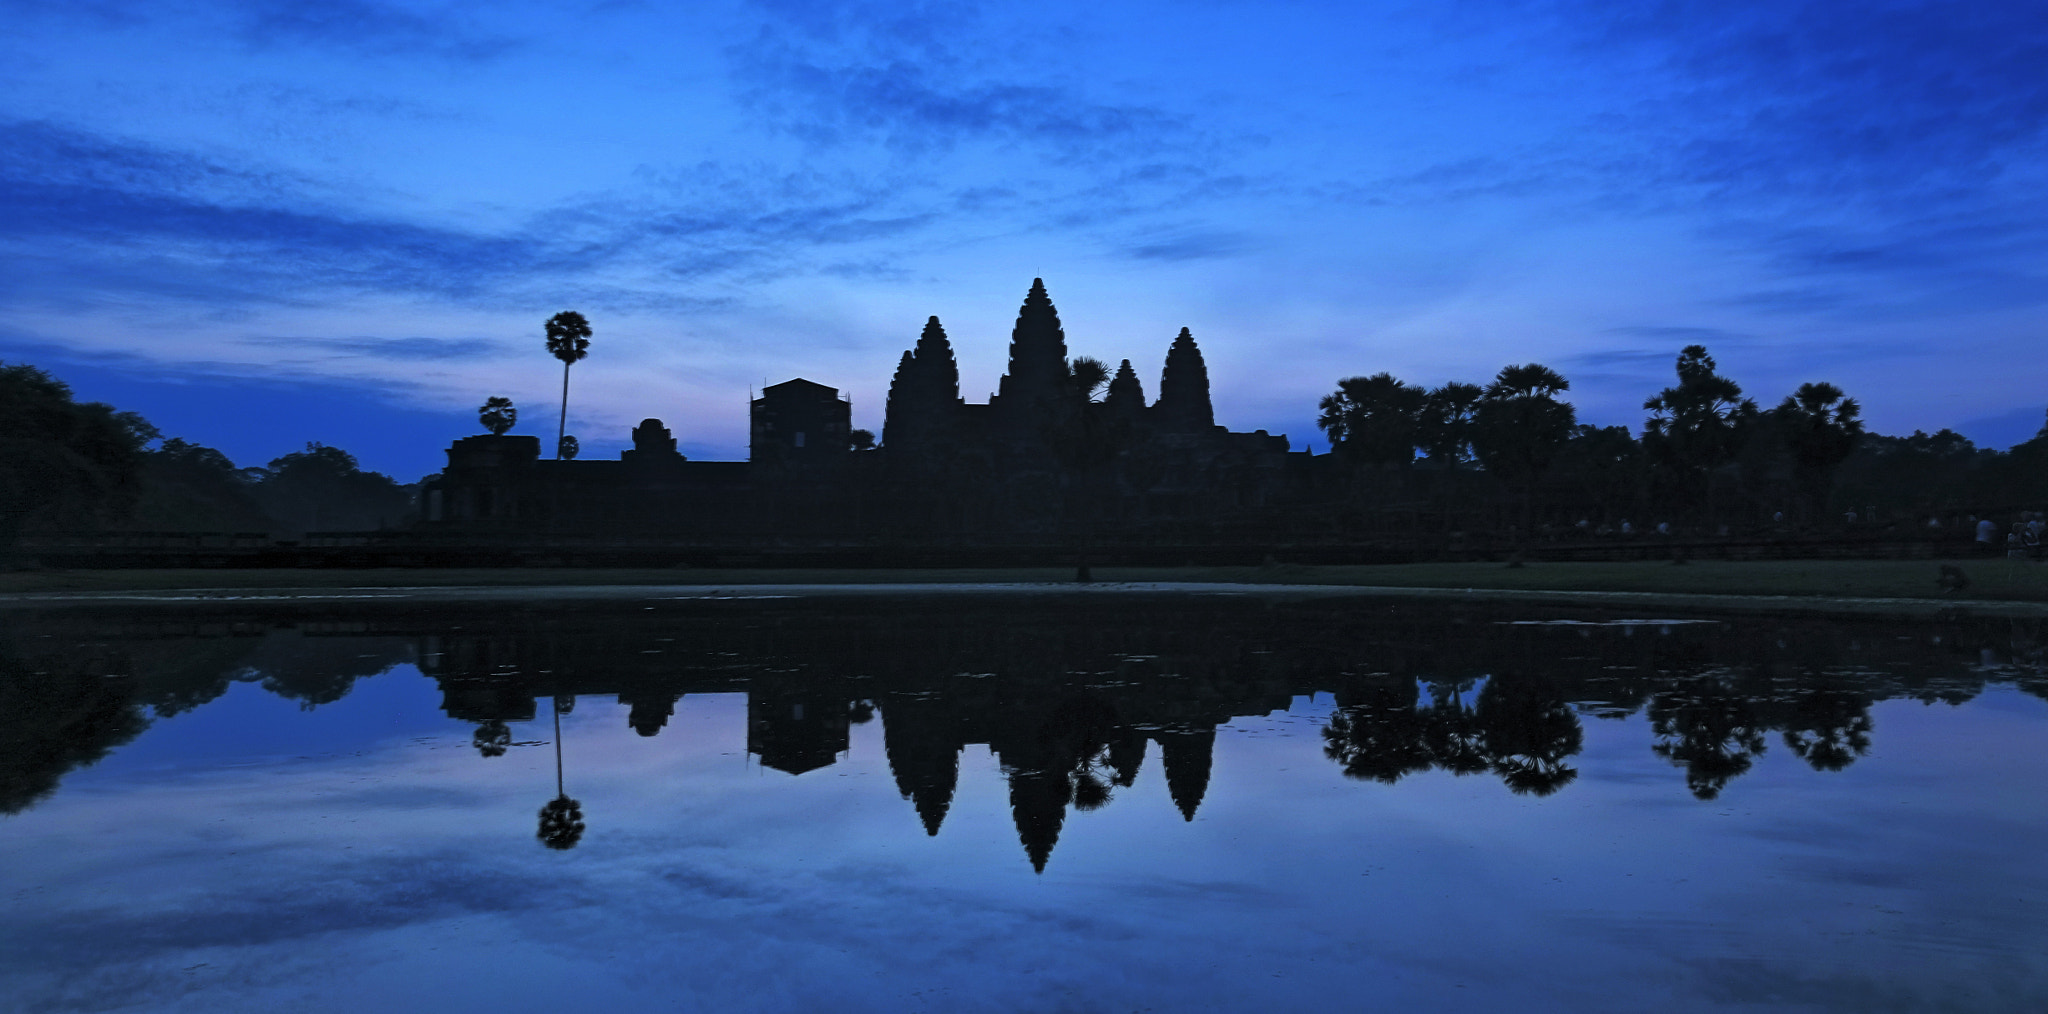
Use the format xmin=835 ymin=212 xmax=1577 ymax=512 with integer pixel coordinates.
xmin=12 ymin=598 xmax=2044 ymax=868
xmin=420 ymin=279 xmax=1304 ymax=537
xmin=748 ymin=690 xmax=850 ymax=774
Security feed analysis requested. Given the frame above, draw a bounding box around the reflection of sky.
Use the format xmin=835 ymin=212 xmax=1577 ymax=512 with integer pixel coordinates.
xmin=7 ymin=675 xmax=2048 ymax=1012
xmin=7 ymin=1 xmax=2048 ymax=477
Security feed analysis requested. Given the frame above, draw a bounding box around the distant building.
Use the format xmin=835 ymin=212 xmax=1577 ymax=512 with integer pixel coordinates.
xmin=751 ymin=379 xmax=851 ymax=464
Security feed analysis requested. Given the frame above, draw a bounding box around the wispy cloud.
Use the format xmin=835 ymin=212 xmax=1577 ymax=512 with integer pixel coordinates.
xmin=1601 ymin=326 xmax=1749 ymax=344
xmin=246 ymin=336 xmax=504 ymax=360
xmin=1124 ymin=229 xmax=1252 ymax=263
xmin=0 ymin=121 xmax=944 ymax=313
xmin=732 ymin=1 xmax=1182 ymax=152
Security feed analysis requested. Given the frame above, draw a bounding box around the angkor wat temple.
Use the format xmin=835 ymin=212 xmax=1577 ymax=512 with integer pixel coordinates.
xmin=422 ymin=279 xmax=1311 ymax=543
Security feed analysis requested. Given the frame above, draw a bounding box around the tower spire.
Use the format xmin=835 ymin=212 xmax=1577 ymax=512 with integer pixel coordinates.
xmin=1155 ymin=327 xmax=1213 ymax=430
xmin=1104 ymin=357 xmax=1146 ymax=413
xmin=883 ymin=316 xmax=964 ymax=459
xmin=995 ymin=278 xmax=1069 ymax=411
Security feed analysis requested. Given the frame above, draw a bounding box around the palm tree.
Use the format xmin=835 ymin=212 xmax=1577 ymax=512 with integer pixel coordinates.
xmin=544 ymin=311 xmax=592 ymax=460
xmin=1774 ymin=382 xmax=1863 ymax=522
xmin=1419 ymin=381 xmax=1484 ymax=529
xmin=1418 ymin=382 xmax=1483 ymax=467
xmin=1050 ymin=356 xmax=1125 ymax=580
xmin=1471 ymin=364 xmax=1576 ymax=530
xmin=1068 ymin=356 xmax=1110 ymax=401
xmin=479 ymin=396 xmax=517 ymax=436
xmin=1642 ymin=345 xmax=1756 ymax=525
xmin=1317 ymin=372 xmax=1426 ymax=468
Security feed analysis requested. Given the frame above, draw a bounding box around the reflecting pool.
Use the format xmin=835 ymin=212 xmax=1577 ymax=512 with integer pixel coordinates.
xmin=4 ymin=591 xmax=2047 ymax=1012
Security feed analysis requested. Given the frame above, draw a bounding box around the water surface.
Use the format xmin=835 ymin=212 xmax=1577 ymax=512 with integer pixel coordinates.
xmin=4 ymin=594 xmax=2045 ymax=1012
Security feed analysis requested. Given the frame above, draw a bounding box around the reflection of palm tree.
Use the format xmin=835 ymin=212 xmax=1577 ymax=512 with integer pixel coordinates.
xmin=537 ymin=795 xmax=584 ymax=850
xmin=474 ymin=719 xmax=511 ymax=757
xmin=1649 ymin=674 xmax=1766 ymax=800
xmin=1781 ymin=686 xmax=1872 ymax=772
xmin=1322 ymin=679 xmax=1432 ymax=784
xmin=537 ymin=696 xmax=584 ymax=849
xmin=1043 ymin=695 xmax=1122 ymax=811
xmin=1419 ymin=679 xmax=1489 ymax=777
xmin=1476 ymin=674 xmax=1584 ymax=796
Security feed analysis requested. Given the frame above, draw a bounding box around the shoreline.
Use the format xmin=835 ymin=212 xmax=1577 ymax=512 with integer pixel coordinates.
xmin=4 ymin=560 xmax=2046 ymax=619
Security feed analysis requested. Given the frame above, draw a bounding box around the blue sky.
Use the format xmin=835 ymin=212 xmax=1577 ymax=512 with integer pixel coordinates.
xmin=4 ymin=0 xmax=2045 ymax=479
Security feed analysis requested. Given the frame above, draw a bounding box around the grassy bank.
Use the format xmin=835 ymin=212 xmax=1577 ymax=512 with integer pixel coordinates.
xmin=2 ymin=558 xmax=2044 ymax=603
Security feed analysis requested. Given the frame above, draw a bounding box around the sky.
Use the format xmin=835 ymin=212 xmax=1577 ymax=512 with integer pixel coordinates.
xmin=3 ymin=0 xmax=2045 ymax=480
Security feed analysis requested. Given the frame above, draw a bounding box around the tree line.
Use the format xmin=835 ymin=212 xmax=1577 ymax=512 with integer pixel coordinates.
xmin=1315 ymin=344 xmax=2048 ymax=533
xmin=1 ymin=362 xmax=415 ymax=545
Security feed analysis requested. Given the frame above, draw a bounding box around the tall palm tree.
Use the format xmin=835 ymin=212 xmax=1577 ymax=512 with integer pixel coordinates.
xmin=1775 ymin=382 xmax=1863 ymax=522
xmin=1049 ymin=356 xmax=1124 ymax=580
xmin=544 ymin=311 xmax=592 ymax=460
xmin=1471 ymin=364 xmax=1576 ymax=530
xmin=1642 ymin=345 xmax=1755 ymax=524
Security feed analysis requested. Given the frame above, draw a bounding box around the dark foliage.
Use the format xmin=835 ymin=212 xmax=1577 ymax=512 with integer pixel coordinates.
xmin=0 ymin=362 xmax=157 ymax=543
xmin=254 ymin=443 xmax=415 ymax=535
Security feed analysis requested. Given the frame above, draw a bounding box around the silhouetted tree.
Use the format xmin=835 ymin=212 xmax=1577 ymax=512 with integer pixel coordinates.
xmin=544 ymin=310 xmax=592 ymax=460
xmin=254 ymin=443 xmax=413 ymax=534
xmin=1642 ymin=346 xmax=1756 ymax=524
xmin=1418 ymin=382 xmax=1483 ymax=466
xmin=0 ymin=362 xmax=157 ymax=547
xmin=1068 ymin=356 xmax=1111 ymax=402
xmin=480 ymin=396 xmax=517 ymax=435
xmin=1775 ymin=382 xmax=1864 ymax=522
xmin=1471 ymin=364 xmax=1576 ymax=528
xmin=849 ymin=428 xmax=876 ymax=451
xmin=130 ymin=437 xmax=273 ymax=531
xmin=1549 ymin=424 xmax=1645 ymax=525
xmin=1830 ymin=428 xmax=1989 ymax=518
xmin=1048 ymin=359 xmax=1136 ymax=575
xmin=1319 ymin=373 xmax=1425 ymax=468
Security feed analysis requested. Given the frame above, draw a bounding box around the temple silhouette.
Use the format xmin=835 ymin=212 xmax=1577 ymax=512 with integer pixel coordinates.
xmin=421 ymin=279 xmax=1303 ymax=540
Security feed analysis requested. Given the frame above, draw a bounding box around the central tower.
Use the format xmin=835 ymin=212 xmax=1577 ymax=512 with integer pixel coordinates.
xmin=992 ymin=278 xmax=1070 ymax=419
